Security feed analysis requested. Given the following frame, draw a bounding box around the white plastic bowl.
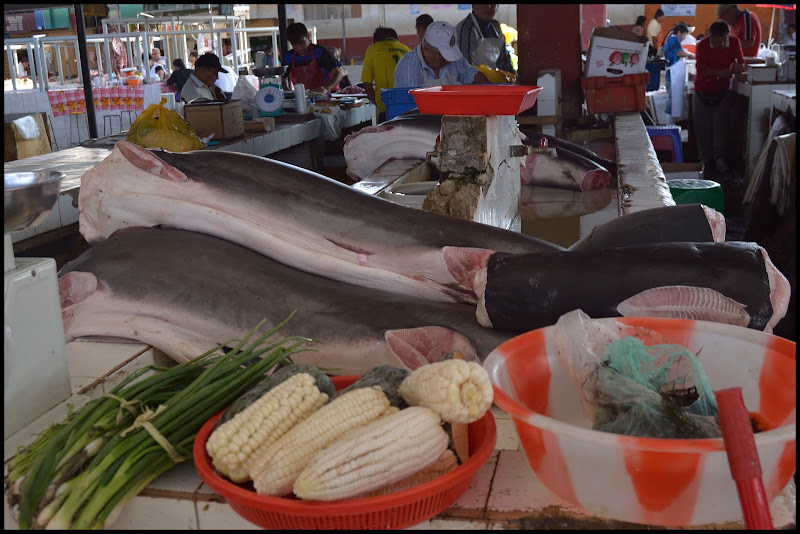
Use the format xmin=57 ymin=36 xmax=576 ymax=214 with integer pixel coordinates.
xmin=484 ymin=317 xmax=796 ymax=526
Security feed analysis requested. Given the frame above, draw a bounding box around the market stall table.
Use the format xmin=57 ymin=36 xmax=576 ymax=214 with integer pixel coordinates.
xmin=3 ymin=341 xmax=796 ymax=530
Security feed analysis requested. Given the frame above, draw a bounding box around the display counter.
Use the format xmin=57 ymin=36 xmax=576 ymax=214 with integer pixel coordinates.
xmin=4 ymin=341 xmax=796 ymax=530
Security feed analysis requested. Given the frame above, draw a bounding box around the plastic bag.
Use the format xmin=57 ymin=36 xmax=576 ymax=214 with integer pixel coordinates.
xmin=232 ymin=75 xmax=259 ymax=114
xmin=127 ymin=96 xmax=204 ymax=152
xmin=475 ymin=64 xmax=517 ymax=84
xmin=552 ymin=309 xmax=721 ymax=439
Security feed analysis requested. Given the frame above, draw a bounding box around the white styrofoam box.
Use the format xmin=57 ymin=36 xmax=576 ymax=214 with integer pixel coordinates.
xmin=746 ymin=65 xmax=778 ymax=83
xmin=541 ymin=124 xmax=556 ymax=136
xmin=661 ymin=162 xmax=704 ymax=181
xmin=537 ymin=99 xmax=557 ymax=116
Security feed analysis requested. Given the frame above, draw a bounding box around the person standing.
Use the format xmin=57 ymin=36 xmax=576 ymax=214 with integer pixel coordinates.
xmin=281 ymin=22 xmax=344 ymax=94
xmin=167 ymin=58 xmax=192 ymax=98
xmin=361 ymin=26 xmax=411 ymax=120
xmin=415 ymin=14 xmax=434 ymax=44
xmin=784 ymin=24 xmax=796 ymax=45
xmin=455 ymin=4 xmax=514 ymax=73
xmin=632 ymin=16 xmax=647 ymax=37
xmin=647 ymin=8 xmax=665 ymax=50
xmin=663 ymin=23 xmax=695 ymax=118
xmin=717 ymin=4 xmax=762 ymax=58
xmin=394 ymin=21 xmax=489 ymax=88
xmin=328 ymin=47 xmax=353 ymax=88
xmin=692 ymin=21 xmax=746 ymax=174
xmin=188 ymin=50 xmax=198 ymax=69
xmin=180 ymin=52 xmax=228 ymax=103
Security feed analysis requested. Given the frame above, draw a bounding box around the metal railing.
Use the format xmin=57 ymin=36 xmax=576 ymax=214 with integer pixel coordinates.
xmin=4 ymin=20 xmax=303 ymax=92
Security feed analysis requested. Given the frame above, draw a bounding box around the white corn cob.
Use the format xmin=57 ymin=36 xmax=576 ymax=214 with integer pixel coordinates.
xmin=398 ymin=360 xmax=494 ymax=424
xmin=205 ymin=372 xmax=328 ymax=482
xmin=249 ymin=385 xmax=391 ymax=496
xmin=362 ymin=448 xmax=459 ymax=497
xmin=293 ymin=406 xmax=449 ymax=501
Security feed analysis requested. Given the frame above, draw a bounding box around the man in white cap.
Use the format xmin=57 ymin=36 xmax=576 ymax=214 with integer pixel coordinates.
xmin=393 ymin=21 xmax=489 ymax=87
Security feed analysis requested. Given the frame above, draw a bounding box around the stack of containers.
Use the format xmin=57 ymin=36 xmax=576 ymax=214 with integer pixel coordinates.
xmin=581 ymin=27 xmax=650 ymax=114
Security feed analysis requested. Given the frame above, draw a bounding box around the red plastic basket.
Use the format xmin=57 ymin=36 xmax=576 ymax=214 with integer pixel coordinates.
xmin=581 ymin=72 xmax=650 ymax=114
xmin=409 ymin=85 xmax=542 ymax=115
xmin=193 ymin=375 xmax=497 ymax=530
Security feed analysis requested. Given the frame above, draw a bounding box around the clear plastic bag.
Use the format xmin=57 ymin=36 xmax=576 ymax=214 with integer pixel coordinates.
xmin=552 ymin=309 xmax=721 ymax=439
xmin=127 ymin=96 xmax=204 ymax=152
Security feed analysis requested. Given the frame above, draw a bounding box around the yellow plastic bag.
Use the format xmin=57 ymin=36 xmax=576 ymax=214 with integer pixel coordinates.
xmin=127 ymin=96 xmax=204 ymax=152
xmin=476 ymin=64 xmax=517 ymax=84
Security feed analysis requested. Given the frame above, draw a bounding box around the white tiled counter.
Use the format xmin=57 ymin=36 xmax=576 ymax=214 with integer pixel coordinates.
xmin=4 ymin=342 xmax=796 ymax=530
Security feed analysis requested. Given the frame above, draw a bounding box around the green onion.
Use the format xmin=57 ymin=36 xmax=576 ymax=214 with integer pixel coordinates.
xmin=7 ymin=315 xmax=313 ymax=529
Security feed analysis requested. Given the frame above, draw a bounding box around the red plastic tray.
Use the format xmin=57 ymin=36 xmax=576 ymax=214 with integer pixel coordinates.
xmin=193 ymin=375 xmax=497 ymax=530
xmin=409 ymin=85 xmax=542 ymax=116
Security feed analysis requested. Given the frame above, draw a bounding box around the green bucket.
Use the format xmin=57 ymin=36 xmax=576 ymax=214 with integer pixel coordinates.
xmin=667 ymin=179 xmax=725 ymax=215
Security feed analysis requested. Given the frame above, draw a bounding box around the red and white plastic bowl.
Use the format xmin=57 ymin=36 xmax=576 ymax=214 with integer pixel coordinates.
xmin=483 ymin=317 xmax=795 ymax=526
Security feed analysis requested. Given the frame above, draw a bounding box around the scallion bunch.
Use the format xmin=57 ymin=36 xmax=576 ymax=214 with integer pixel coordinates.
xmin=5 ymin=315 xmax=313 ymax=529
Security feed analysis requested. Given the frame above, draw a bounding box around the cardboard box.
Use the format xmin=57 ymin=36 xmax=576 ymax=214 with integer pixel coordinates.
xmin=661 ymin=162 xmax=704 ymax=181
xmin=3 ymin=113 xmax=53 ymax=163
xmin=584 ymin=27 xmax=649 ymax=78
xmin=184 ymin=99 xmax=244 ymax=140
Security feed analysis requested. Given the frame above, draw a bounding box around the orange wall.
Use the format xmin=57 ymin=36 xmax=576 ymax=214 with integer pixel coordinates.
xmin=644 ymin=4 xmax=782 ymax=48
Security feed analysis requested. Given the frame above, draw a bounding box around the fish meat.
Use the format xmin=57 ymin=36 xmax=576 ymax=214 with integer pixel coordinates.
xmin=518 ymin=127 xmax=617 ymax=175
xmin=519 ymin=147 xmax=612 ymax=191
xmin=79 ymin=141 xmax=562 ymax=307
xmin=570 ymin=204 xmax=726 ymax=251
xmin=470 ymin=241 xmax=790 ymax=334
xmin=343 ymin=111 xmax=442 ymax=181
xmin=344 ymin=112 xmax=614 ymax=191
xmin=616 ymin=286 xmax=751 ymax=326
xmin=58 ymin=227 xmax=517 ymax=373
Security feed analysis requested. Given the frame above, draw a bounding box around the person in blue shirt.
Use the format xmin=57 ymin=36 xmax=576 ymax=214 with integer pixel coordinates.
xmin=664 ymin=22 xmax=695 ymax=116
xmin=393 ymin=21 xmax=489 ymax=88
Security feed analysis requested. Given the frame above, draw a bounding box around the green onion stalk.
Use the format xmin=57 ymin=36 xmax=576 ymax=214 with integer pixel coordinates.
xmin=7 ymin=315 xmax=314 ymax=530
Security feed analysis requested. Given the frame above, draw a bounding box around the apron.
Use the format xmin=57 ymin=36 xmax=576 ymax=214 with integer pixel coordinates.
xmin=470 ymin=12 xmax=504 ymax=68
xmin=416 ymin=46 xmax=458 ymax=86
xmin=290 ymin=45 xmax=329 ymax=91
xmin=667 ymin=57 xmax=686 ymax=118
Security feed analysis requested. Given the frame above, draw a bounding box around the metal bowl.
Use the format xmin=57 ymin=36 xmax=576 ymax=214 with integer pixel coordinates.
xmin=4 ymin=171 xmax=66 ymax=233
xmin=252 ymin=65 xmax=289 ymax=78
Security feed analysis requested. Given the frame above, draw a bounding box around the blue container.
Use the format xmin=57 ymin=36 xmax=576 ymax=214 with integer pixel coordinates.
xmin=645 ymin=61 xmax=664 ymax=92
xmin=381 ymin=87 xmax=418 ymax=120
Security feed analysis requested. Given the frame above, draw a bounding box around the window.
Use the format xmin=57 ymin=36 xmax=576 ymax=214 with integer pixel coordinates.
xmin=303 ymin=5 xmax=362 ymax=21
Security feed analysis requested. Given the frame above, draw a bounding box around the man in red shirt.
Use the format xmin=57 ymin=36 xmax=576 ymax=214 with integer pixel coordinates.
xmin=692 ymin=21 xmax=746 ymax=174
xmin=717 ymin=4 xmax=762 ymax=58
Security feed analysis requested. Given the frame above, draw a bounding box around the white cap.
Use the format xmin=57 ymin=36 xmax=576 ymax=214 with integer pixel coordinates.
xmin=424 ymin=21 xmax=462 ymax=62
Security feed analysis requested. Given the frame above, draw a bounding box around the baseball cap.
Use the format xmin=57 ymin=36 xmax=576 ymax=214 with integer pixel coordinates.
xmin=195 ymin=52 xmax=228 ymax=73
xmin=424 ymin=21 xmax=462 ymax=62
xmin=716 ymin=4 xmax=737 ymax=19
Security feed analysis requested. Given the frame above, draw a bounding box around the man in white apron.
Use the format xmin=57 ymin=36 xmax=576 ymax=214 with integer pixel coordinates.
xmin=393 ymin=21 xmax=490 ymax=88
xmin=455 ymin=4 xmax=514 ymax=73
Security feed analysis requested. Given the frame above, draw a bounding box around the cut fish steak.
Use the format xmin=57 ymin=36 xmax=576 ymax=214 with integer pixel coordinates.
xmin=470 ymin=241 xmax=790 ymax=334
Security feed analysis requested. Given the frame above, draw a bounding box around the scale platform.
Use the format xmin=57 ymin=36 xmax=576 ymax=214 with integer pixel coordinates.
xmin=4 ymin=171 xmax=72 ymax=438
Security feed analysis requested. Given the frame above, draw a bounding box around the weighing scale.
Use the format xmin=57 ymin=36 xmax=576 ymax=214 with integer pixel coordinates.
xmin=4 ymin=171 xmax=72 ymax=439
xmin=252 ymin=65 xmax=289 ymax=117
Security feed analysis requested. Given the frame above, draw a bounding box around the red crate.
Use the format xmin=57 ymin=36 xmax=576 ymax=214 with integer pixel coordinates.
xmin=581 ymin=72 xmax=650 ymax=114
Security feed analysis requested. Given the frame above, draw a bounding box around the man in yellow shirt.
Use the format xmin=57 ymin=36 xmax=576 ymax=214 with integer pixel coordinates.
xmin=361 ymin=26 xmax=411 ymax=121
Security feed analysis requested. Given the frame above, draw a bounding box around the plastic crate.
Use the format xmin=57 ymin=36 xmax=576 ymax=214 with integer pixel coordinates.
xmin=381 ymin=87 xmax=418 ymax=120
xmin=581 ymin=72 xmax=650 ymax=114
